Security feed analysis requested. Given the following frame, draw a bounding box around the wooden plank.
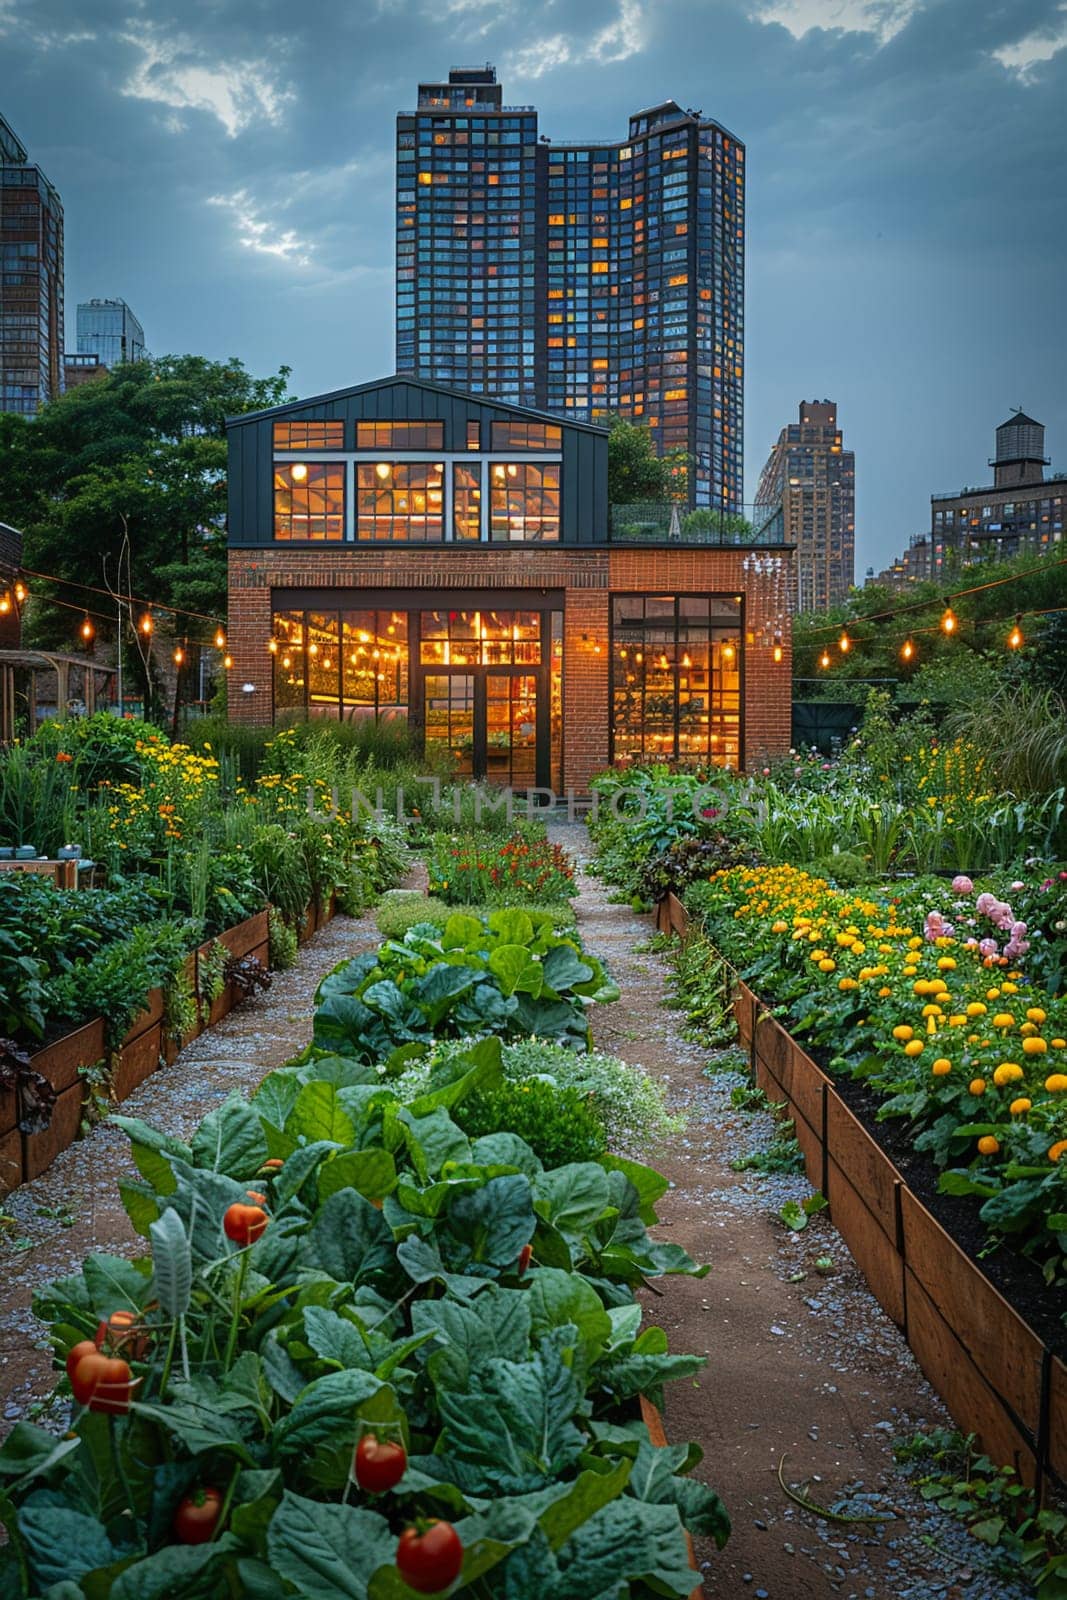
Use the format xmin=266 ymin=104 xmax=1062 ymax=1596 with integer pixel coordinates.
xmin=904 ymin=1268 xmax=1038 ymax=1489
xmin=121 ymin=987 xmax=165 ymax=1047
xmin=1048 ymin=1356 xmax=1067 ymax=1488
xmin=0 ymin=1127 xmax=23 ymax=1196
xmin=791 ymin=1110 xmax=823 ymax=1190
xmin=219 ymin=909 xmax=270 ymax=961
xmin=22 ymin=1082 xmax=84 ymax=1182
xmin=826 ymin=1157 xmax=905 ymax=1328
xmin=901 ymin=1188 xmax=1044 ymax=1448
xmin=826 ymin=1090 xmax=902 ymax=1244
xmin=30 ymin=1018 xmax=106 ymax=1097
xmin=111 ymin=1026 xmax=161 ymax=1104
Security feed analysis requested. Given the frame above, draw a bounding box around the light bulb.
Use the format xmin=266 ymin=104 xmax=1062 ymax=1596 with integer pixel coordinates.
xmin=268 ymin=639 xmax=279 ymax=654
xmin=773 ymin=644 xmax=783 ymax=663
xmin=223 ymin=654 xmax=233 ymax=669
xmin=140 ymin=613 xmax=153 ymax=636
xmin=14 ymin=581 xmax=26 ymax=603
xmin=819 ymin=649 xmax=831 ymax=669
xmin=0 ymin=595 xmax=10 ymax=615
xmin=1008 ymin=616 xmax=1023 ymax=649
xmin=941 ymin=607 xmax=957 ymax=635
xmin=80 ymin=616 xmax=95 ymax=642
xmin=901 ymin=639 xmax=914 ymax=661
xmin=375 ymin=462 xmax=391 ymax=480
xmin=839 ymin=632 xmax=850 ymax=653
xmin=173 ymin=647 xmax=184 ymax=666
xmin=290 ymin=463 xmax=308 ymax=482
xmin=215 ymin=628 xmax=226 ymax=650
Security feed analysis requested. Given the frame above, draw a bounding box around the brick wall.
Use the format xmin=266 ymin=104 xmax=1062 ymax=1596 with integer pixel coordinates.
xmin=228 ymin=544 xmax=793 ymax=788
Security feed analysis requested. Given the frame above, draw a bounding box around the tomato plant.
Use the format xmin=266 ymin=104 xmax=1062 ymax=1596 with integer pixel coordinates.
xmin=223 ymin=1201 xmax=268 ymax=1246
xmin=172 ymin=1486 xmax=223 ymax=1544
xmin=354 ymin=1433 xmax=407 ymax=1494
xmin=70 ymin=1351 xmax=137 ymax=1414
xmin=396 ymin=1520 xmax=464 ymax=1593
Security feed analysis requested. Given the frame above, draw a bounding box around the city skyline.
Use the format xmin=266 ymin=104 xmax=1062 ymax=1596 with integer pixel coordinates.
xmin=1 ymin=0 xmax=1065 ymax=574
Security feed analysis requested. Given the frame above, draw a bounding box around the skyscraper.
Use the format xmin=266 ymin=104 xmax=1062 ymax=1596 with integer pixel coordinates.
xmin=755 ymin=401 xmax=855 ymax=612
xmin=76 ymin=297 xmax=146 ymax=368
xmin=0 ymin=113 xmax=64 ymax=416
xmin=396 ymin=67 xmax=745 ymax=509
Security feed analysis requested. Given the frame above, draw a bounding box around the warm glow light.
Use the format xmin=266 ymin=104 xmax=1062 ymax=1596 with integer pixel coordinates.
xmin=901 ymin=638 xmax=914 ymax=661
xmin=223 ymin=654 xmax=233 ymax=670
xmin=0 ymin=595 xmax=11 ymax=615
xmin=268 ymin=639 xmax=279 ymax=654
xmin=14 ymin=581 xmax=27 ymax=603
xmin=940 ymin=607 xmax=957 ymax=635
xmin=819 ymin=649 xmax=831 ymax=669
xmin=139 ymin=613 xmax=153 ymax=636
xmin=281 ymin=655 xmax=291 ymax=669
xmin=308 ymin=642 xmax=318 ymax=656
xmin=1008 ymin=615 xmax=1024 ymax=649
xmin=215 ymin=628 xmax=226 ymax=650
xmin=723 ymin=642 xmax=736 ymax=662
xmin=173 ymin=647 xmax=184 ymax=666
xmin=375 ymin=462 xmax=391 ymax=480
xmin=290 ymin=463 xmax=308 ymax=483
xmin=682 ymin=652 xmax=691 ymax=668
xmin=773 ymin=644 xmax=783 ymax=664
xmin=838 ymin=632 xmax=850 ymax=653
xmin=80 ymin=616 xmax=95 ymax=642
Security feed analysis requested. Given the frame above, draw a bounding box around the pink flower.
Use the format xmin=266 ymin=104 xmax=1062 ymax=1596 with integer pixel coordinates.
xmin=963 ymin=938 xmax=979 ymax=949
xmin=975 ymin=892 xmax=997 ymax=915
xmin=762 ymin=767 xmax=771 ymax=777
xmin=951 ymin=875 xmax=973 ymax=895
xmin=979 ymin=938 xmax=998 ymax=958
xmin=1011 ymin=880 xmax=1025 ymax=892
xmin=1010 ymin=921 xmax=1028 ymax=940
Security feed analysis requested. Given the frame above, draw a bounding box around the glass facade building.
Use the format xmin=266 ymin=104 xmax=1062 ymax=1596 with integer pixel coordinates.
xmin=396 ymin=68 xmax=744 ymax=510
xmin=755 ymin=400 xmax=855 ymax=613
xmin=0 ymin=114 xmax=64 ymax=417
xmin=76 ymin=297 xmax=146 ymax=369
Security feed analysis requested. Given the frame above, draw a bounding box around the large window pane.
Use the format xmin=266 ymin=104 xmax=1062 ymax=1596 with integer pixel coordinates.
xmin=306 ymin=612 xmax=341 ymax=718
xmin=273 ymin=421 xmax=344 ymax=450
xmin=273 ymin=462 xmax=345 ymax=541
xmin=342 ymin=611 xmax=409 ymax=723
xmin=488 ymin=463 xmax=560 ymax=542
xmin=610 ymin=594 xmax=741 ymax=766
xmin=489 ymin=420 xmax=562 ymax=450
xmin=453 ymin=463 xmax=482 ymax=540
xmin=356 ymin=421 xmax=444 ymax=450
xmin=357 ymin=462 xmax=444 ymax=541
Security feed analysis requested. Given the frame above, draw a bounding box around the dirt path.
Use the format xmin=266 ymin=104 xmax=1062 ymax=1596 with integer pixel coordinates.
xmin=551 ymin=821 xmax=1027 ymax=1600
xmin=0 ymin=906 xmax=386 ymax=1430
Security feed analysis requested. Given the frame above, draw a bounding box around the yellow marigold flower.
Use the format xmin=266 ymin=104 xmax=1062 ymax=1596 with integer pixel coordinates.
xmin=913 ymin=979 xmax=933 ymax=996
xmin=878 ymin=986 xmax=892 ymax=998
xmin=1047 ymin=1074 xmax=1067 ymax=1092
xmin=1022 ymin=1036 xmax=1047 ymax=1055
xmin=966 ymin=1002 xmax=987 ymax=1018
xmin=810 ymin=949 xmax=827 ymax=962
xmin=992 ymin=1013 xmax=1015 ymax=1029
xmin=937 ymin=956 xmax=957 ymax=970
xmin=772 ymin=920 xmax=789 ymax=934
xmin=921 ymin=1003 xmax=942 ymax=1019
xmin=969 ymin=1078 xmax=986 ymax=1095
xmin=987 ymin=987 xmax=1002 ymax=1001
xmin=904 ymin=1039 xmax=925 ymax=1057
xmin=851 ymin=941 xmax=866 ymax=955
xmin=818 ymin=958 xmax=836 ymax=973
xmin=892 ymin=1025 xmax=914 ymax=1042
xmin=977 ymin=1135 xmax=1000 ymax=1156
xmin=903 ymin=966 xmax=919 ymax=978
xmin=1020 ymin=1021 xmax=1038 ymax=1037
xmin=1052 ymin=1038 xmax=1066 ymax=1050
xmin=1009 ymin=1097 xmax=1032 ymax=1115
xmin=1049 ymin=1141 xmax=1067 ymax=1163
xmin=992 ymin=1062 xmax=1024 ymax=1086
xmin=907 ymin=936 xmax=923 ymax=950
xmin=838 ymin=977 xmax=858 ymax=991
xmin=932 ymin=1059 xmax=952 ymax=1076
xmin=1026 ymin=1007 xmax=1047 ymax=1024
xmin=1001 ymin=981 xmax=1018 ymax=994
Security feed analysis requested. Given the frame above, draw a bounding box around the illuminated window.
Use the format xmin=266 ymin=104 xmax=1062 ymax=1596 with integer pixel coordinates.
xmin=273 ymin=463 xmax=345 ymax=541
xmin=356 ymin=462 xmax=444 ymax=541
xmin=453 ymin=463 xmax=481 ymax=540
xmin=489 ymin=463 xmax=560 ymax=542
xmin=356 ymin=421 xmax=444 ymax=450
xmin=466 ymin=420 xmax=481 ymax=450
xmin=610 ymin=595 xmax=741 ymax=767
xmin=489 ymin=421 xmax=562 ymax=450
xmin=273 ymin=421 xmax=344 ymax=450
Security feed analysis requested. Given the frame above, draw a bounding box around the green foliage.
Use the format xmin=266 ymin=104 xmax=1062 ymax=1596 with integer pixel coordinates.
xmin=606 ymin=415 xmax=677 ymax=504
xmin=946 ymin=683 xmax=1067 ymax=797
xmin=728 ymin=1089 xmax=805 ymax=1176
xmin=47 ymin=919 xmax=201 ymax=1050
xmin=666 ymin=932 xmax=738 ymax=1047
xmin=268 ymin=907 xmax=298 ymax=972
xmin=426 ymin=829 xmax=577 ymax=904
xmin=452 ymin=1078 xmax=607 ymax=1166
xmin=893 ymin=1429 xmax=1067 ymax=1597
xmin=376 ymin=891 xmax=454 ymax=940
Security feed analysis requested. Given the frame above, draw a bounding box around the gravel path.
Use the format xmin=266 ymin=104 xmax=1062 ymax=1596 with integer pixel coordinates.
xmin=550 ymin=819 xmax=1030 ymax=1600
xmin=0 ymin=904 xmax=386 ymax=1430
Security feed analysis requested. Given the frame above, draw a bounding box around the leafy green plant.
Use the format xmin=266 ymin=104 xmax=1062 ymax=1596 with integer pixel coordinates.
xmin=426 ymin=829 xmax=577 ymax=905
xmin=376 ymin=891 xmax=453 ymax=940
xmin=268 ymin=906 xmax=298 ymax=971
xmin=452 ymin=1078 xmax=607 ymax=1166
xmin=778 ymin=1194 xmax=828 ymax=1232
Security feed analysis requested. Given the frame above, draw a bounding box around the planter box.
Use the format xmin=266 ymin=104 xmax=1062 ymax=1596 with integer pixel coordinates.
xmin=22 ymin=1082 xmax=85 ymax=1182
xmin=218 ymin=909 xmax=270 ymax=962
xmin=30 ymin=1018 xmax=106 ymax=1097
xmin=121 ymin=987 xmax=164 ymax=1047
xmin=299 ymin=905 xmax=316 ymax=946
xmin=1050 ymin=1357 xmax=1067 ymax=1488
xmin=0 ymin=1128 xmax=23 ymax=1195
xmin=112 ymin=987 xmax=164 ymax=1104
xmin=639 ymin=1396 xmax=704 ymax=1600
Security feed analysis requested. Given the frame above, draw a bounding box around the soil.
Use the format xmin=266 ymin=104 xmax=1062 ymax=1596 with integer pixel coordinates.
xmin=550 ymin=820 xmax=1029 ymax=1600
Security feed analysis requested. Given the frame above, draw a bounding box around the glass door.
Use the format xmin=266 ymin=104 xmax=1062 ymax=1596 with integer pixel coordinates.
xmin=423 ymin=674 xmax=475 ymax=778
xmin=485 ymin=673 xmax=538 ymax=788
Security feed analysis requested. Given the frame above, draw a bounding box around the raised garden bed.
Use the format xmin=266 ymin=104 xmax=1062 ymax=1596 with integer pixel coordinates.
xmin=659 ymin=892 xmax=1067 ymax=1503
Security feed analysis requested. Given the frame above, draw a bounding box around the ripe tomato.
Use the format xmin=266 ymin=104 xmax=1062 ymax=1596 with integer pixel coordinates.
xmin=516 ymin=1243 xmax=533 ymax=1277
xmin=65 ymin=1340 xmax=98 ymax=1386
xmin=172 ymin=1486 xmax=223 ymax=1544
xmin=71 ymin=1351 xmax=137 ymax=1414
xmin=223 ymin=1202 xmax=268 ymax=1247
xmin=396 ymin=1520 xmax=463 ymax=1593
xmin=354 ymin=1433 xmax=407 ymax=1493
xmin=95 ymin=1309 xmax=148 ymax=1359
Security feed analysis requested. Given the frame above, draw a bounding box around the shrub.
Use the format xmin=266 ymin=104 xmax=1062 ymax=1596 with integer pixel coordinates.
xmin=499 ymin=1037 xmax=684 ymax=1150
xmin=377 ymin=891 xmax=454 ymax=940
xmin=426 ymin=829 xmax=576 ymax=904
xmin=268 ymin=906 xmax=298 ymax=971
xmin=451 ymin=1077 xmax=607 ymax=1166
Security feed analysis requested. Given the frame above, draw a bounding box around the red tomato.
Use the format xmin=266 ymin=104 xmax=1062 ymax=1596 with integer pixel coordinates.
xmin=172 ymin=1486 xmax=223 ymax=1544
xmin=396 ymin=1521 xmax=464 ymax=1593
xmin=223 ymin=1203 xmax=268 ymax=1247
xmin=516 ymin=1243 xmax=533 ymax=1277
xmin=65 ymin=1340 xmax=98 ymax=1387
xmin=354 ymin=1433 xmax=407 ymax=1493
xmin=72 ymin=1352 xmax=137 ymax=1414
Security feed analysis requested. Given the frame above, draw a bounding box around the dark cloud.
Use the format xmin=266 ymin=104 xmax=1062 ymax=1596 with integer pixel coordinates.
xmin=2 ymin=0 xmax=1064 ymax=573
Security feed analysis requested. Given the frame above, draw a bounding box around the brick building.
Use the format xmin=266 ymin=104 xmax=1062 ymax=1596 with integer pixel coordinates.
xmin=226 ymin=377 xmax=791 ymax=790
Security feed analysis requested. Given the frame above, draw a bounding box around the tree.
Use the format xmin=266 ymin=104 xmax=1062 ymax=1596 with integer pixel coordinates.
xmin=606 ymin=416 xmax=675 ymax=505
xmin=0 ymin=355 xmax=290 ymax=713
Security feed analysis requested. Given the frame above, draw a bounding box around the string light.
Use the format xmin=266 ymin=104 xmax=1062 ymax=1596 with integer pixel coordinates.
xmin=723 ymin=642 xmax=736 ymax=663
xmin=215 ymin=628 xmax=226 ymax=650
xmin=838 ymin=631 xmax=851 ymax=653
xmin=13 ymin=580 xmax=27 ymax=604
xmin=819 ymin=649 xmax=831 ymax=669
xmin=773 ymin=632 xmax=783 ymax=664
xmin=139 ymin=612 xmax=154 ymax=637
xmin=0 ymin=594 xmax=10 ymax=615
xmin=1008 ymin=614 xmax=1024 ymax=649
xmin=940 ymin=607 xmax=957 ymax=635
xmin=223 ymin=654 xmax=233 ymax=670
xmin=268 ymin=639 xmax=278 ymax=654
xmin=173 ymin=645 xmax=185 ymax=666
xmin=901 ymin=638 xmax=914 ymax=662
xmin=80 ymin=615 xmax=95 ymax=643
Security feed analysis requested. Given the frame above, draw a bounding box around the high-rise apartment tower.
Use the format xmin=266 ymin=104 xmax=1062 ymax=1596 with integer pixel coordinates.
xmin=0 ymin=113 xmax=64 ymax=416
xmin=396 ymin=67 xmax=744 ymax=509
xmin=755 ymin=400 xmax=855 ymax=612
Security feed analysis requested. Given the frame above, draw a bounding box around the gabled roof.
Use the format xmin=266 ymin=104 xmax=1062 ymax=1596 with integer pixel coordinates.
xmin=997 ymin=411 xmax=1042 ymax=431
xmin=226 ymin=374 xmax=609 ymax=435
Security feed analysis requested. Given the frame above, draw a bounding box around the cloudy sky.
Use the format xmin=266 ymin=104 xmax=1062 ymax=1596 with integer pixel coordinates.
xmin=3 ymin=0 xmax=1065 ymax=574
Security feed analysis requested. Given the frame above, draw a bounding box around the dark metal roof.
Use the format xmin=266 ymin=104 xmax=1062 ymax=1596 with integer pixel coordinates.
xmin=997 ymin=411 xmax=1042 ymax=430
xmin=226 ymin=374 xmax=610 ymax=435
